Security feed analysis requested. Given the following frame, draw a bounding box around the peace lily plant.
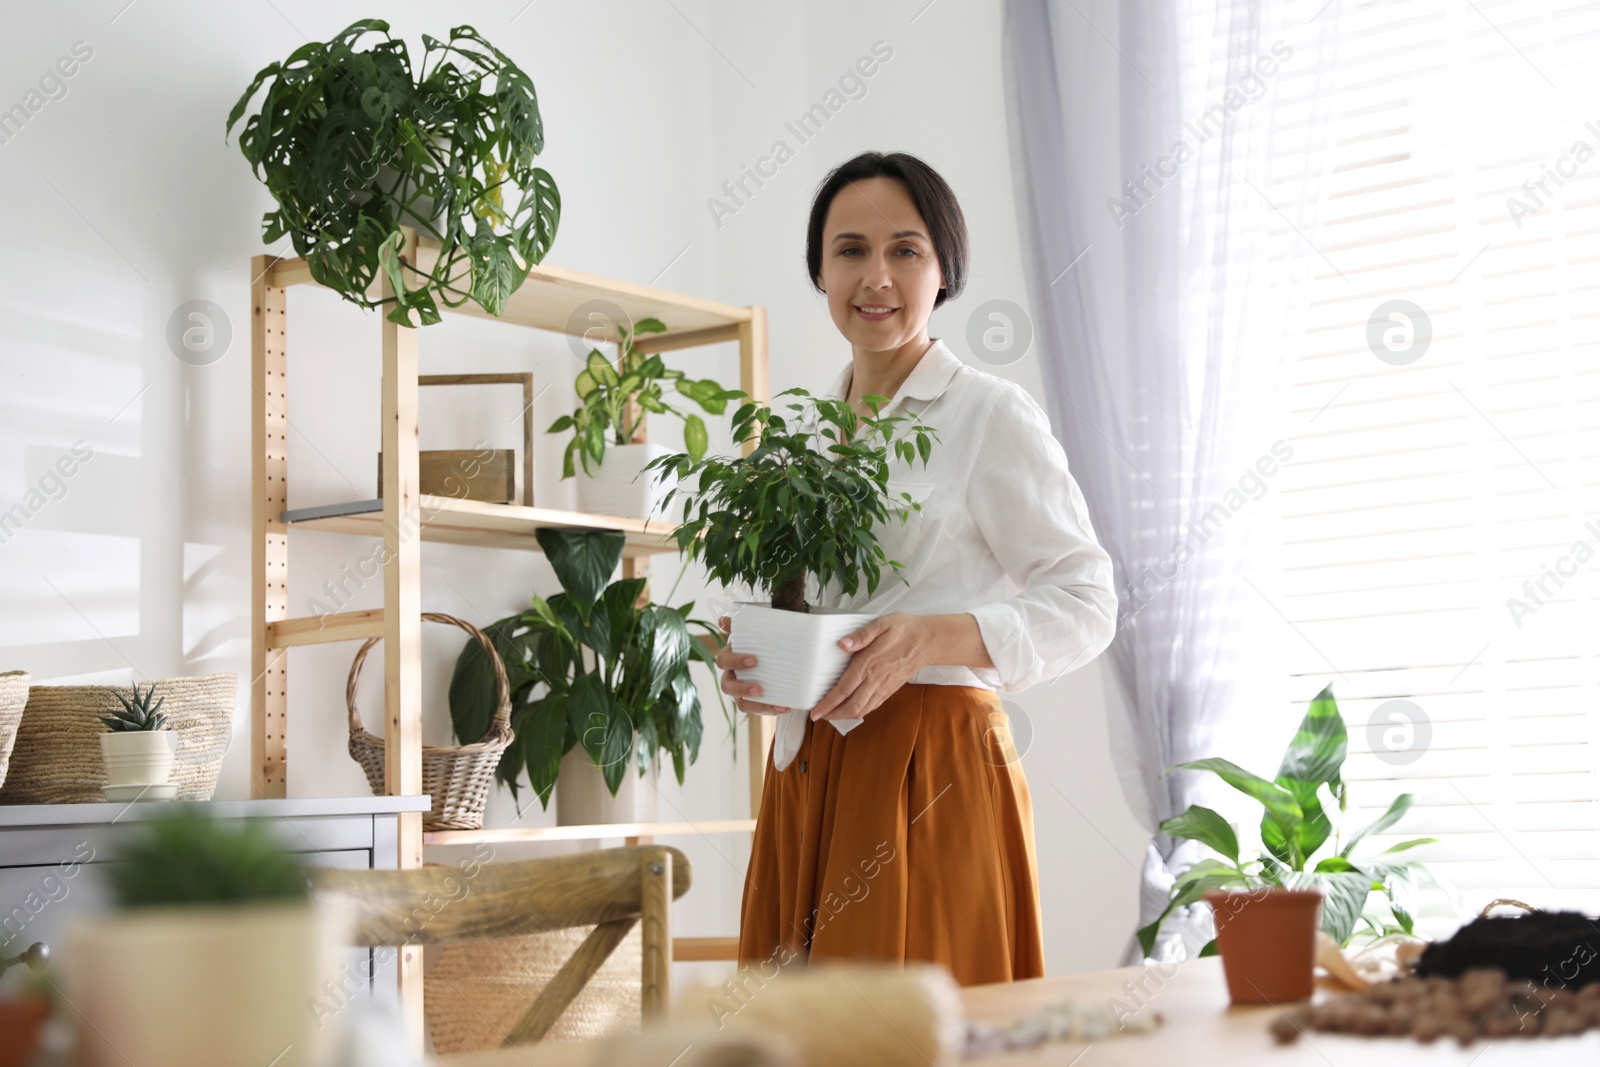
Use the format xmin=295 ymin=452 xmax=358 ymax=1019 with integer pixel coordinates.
xmin=1139 ymin=684 xmax=1442 ymax=960
xmin=644 ymin=387 xmax=938 ymax=711
xmin=448 ymin=527 xmax=730 ymax=820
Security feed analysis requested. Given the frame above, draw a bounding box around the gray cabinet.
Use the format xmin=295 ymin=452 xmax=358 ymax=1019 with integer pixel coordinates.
xmin=0 ymin=796 xmax=430 ymax=1000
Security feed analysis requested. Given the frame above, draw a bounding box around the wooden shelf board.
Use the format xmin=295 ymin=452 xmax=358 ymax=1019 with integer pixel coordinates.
xmin=266 ymin=240 xmax=752 ymax=339
xmin=282 ymin=495 xmax=682 ymax=558
xmin=673 ymin=936 xmax=739 ymax=962
xmin=423 ymin=818 xmax=757 ymax=846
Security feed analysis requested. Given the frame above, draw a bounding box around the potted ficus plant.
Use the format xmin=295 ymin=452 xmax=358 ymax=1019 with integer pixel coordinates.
xmin=449 ymin=527 xmax=730 ymax=824
xmin=1139 ymin=684 xmax=1442 ymax=1004
xmin=643 ymin=387 xmax=938 ymax=712
xmin=67 ymin=809 xmax=348 ymax=1067
xmin=99 ymin=681 xmax=176 ymax=799
xmin=549 ymin=316 xmax=742 ymax=521
xmin=226 ymin=19 xmax=560 ymax=327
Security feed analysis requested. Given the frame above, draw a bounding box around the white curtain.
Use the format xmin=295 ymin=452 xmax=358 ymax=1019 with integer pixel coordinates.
xmin=1000 ymin=0 xmax=1343 ymax=962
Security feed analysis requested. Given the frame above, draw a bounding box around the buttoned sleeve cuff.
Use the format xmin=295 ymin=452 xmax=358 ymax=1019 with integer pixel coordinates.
xmin=966 ymin=602 xmax=1031 ymax=692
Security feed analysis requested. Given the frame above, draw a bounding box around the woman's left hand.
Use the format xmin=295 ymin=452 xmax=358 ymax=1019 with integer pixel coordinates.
xmin=807 ymin=611 xmax=930 ymax=723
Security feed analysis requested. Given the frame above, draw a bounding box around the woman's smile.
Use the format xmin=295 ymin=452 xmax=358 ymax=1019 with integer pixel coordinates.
xmin=853 ymin=302 xmax=899 ymax=321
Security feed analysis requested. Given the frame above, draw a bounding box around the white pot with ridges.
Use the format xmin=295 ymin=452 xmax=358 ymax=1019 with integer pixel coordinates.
xmin=100 ymin=731 xmax=176 ymax=787
xmin=725 ymin=602 xmax=877 ymax=712
xmin=574 ymin=441 xmax=679 ymax=522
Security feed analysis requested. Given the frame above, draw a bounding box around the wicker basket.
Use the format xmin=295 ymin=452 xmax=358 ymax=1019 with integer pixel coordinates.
xmin=0 ymin=673 xmax=234 ymax=804
xmin=0 ymin=671 xmax=29 ymax=791
xmin=346 ymin=612 xmax=513 ymax=831
xmin=425 ymin=924 xmax=643 ymax=1052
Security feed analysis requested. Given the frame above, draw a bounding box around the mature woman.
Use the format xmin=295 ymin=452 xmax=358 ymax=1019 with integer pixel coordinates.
xmin=724 ymin=151 xmax=1118 ymax=985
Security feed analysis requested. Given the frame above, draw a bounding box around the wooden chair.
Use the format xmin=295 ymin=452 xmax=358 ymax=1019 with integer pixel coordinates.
xmin=313 ymin=844 xmax=691 ymax=1046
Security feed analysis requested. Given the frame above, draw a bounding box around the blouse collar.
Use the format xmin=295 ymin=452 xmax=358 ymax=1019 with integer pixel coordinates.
xmin=823 ymin=337 xmax=963 ymax=412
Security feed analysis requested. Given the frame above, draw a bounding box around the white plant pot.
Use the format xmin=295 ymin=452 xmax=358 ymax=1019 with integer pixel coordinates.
xmin=100 ymin=730 xmax=176 ymax=786
xmin=574 ymin=441 xmax=679 ymax=522
xmin=68 ymin=900 xmax=350 ymax=1067
xmin=726 ymin=602 xmax=877 ymax=712
xmin=557 ymin=745 xmax=660 ymax=826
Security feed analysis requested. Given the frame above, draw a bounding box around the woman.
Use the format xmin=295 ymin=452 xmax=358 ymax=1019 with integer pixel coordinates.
xmin=724 ymin=151 xmax=1118 ymax=985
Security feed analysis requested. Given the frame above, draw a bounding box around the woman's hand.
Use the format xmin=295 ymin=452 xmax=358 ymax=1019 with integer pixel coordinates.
xmin=716 ymin=615 xmax=794 ymax=716
xmin=808 ymin=611 xmax=931 ymax=723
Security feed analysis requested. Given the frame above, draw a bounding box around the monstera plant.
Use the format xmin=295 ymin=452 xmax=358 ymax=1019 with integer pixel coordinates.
xmin=1139 ymin=684 xmax=1442 ymax=956
xmin=226 ymin=19 xmax=560 ymax=326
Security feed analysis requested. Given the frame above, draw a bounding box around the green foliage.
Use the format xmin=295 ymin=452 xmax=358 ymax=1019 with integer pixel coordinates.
xmin=100 ymin=681 xmax=169 ymax=733
xmin=644 ymin=387 xmax=940 ymax=611
xmin=1136 ymin=684 xmax=1439 ymax=957
xmin=548 ymin=317 xmax=742 ymax=479
xmin=106 ymin=809 xmax=309 ymax=908
xmin=226 ymin=19 xmax=560 ymax=327
xmin=448 ymin=528 xmax=731 ymax=808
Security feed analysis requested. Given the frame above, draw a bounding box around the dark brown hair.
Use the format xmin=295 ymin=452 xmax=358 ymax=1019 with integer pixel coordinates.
xmin=806 ymin=152 xmax=969 ymax=309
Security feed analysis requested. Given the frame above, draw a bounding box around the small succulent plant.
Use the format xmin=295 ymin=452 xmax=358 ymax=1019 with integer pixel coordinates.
xmin=106 ymin=809 xmax=309 ymax=908
xmin=100 ymin=681 xmax=169 ymax=733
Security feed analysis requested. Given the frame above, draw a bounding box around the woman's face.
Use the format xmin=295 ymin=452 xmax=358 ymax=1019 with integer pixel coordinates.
xmin=816 ymin=176 xmax=946 ymax=354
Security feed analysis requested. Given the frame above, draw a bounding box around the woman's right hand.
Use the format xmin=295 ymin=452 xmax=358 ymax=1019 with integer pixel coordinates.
xmin=717 ymin=615 xmax=793 ymax=715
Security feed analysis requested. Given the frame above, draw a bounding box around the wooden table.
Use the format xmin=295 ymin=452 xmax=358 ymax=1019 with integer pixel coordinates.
xmin=440 ymin=956 xmax=1600 ymax=1065
xmin=959 ymin=955 xmax=1600 ymax=1064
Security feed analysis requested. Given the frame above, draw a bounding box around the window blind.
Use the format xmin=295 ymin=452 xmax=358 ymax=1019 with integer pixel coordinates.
xmin=1265 ymin=0 xmax=1600 ymax=919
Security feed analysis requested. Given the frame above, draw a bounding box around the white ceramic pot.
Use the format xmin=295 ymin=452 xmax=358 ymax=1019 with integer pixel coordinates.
xmin=556 ymin=745 xmax=660 ymax=826
xmin=574 ymin=441 xmax=679 ymax=522
xmin=726 ymin=602 xmax=877 ymax=712
xmin=68 ymin=900 xmax=350 ymax=1067
xmin=99 ymin=730 xmax=176 ymax=787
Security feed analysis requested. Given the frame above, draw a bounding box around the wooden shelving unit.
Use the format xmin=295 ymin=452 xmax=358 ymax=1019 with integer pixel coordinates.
xmin=250 ymin=231 xmax=774 ymax=1040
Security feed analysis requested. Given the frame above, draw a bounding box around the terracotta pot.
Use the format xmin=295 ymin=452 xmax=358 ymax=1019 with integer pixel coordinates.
xmin=1204 ymin=888 xmax=1322 ymax=1004
xmin=0 ymin=997 xmax=48 ymax=1067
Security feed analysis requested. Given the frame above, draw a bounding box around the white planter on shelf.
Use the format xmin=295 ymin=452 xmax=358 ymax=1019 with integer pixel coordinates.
xmin=68 ymin=900 xmax=350 ymax=1067
xmin=725 ymin=602 xmax=876 ymax=712
xmin=574 ymin=442 xmax=678 ymax=522
xmin=100 ymin=730 xmax=176 ymax=787
xmin=557 ymin=746 xmax=660 ymax=826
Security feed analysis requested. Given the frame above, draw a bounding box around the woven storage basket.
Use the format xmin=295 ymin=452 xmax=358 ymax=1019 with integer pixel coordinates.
xmin=0 ymin=672 xmax=234 ymax=804
xmin=0 ymin=671 xmax=29 ymax=791
xmin=346 ymin=612 xmax=513 ymax=831
xmin=425 ymin=923 xmax=643 ymax=1052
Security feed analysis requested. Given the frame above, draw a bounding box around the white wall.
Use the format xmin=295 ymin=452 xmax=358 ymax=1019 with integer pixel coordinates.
xmin=0 ymin=0 xmax=1146 ymax=987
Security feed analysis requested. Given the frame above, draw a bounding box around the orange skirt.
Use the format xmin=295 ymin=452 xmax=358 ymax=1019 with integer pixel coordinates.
xmin=737 ymin=683 xmax=1045 ymax=985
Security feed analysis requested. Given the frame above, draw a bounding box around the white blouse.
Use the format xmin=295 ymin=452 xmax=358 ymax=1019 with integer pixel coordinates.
xmin=805 ymin=337 xmax=1118 ymax=694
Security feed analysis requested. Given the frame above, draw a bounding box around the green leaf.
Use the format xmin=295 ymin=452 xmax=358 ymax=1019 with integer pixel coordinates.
xmin=447 ymin=615 xmax=522 ymax=744
xmin=535 ymin=528 xmax=623 ymax=614
xmin=1173 ymin=757 xmax=1302 ymax=854
xmin=1381 ymin=837 xmax=1438 ymax=855
xmin=1157 ymin=805 xmax=1239 ymax=866
xmin=1276 ymin=683 xmax=1347 ymax=789
xmin=1294 ymin=870 xmax=1372 ymax=945
xmin=568 ymin=672 xmax=613 ymax=764
xmin=517 ymin=695 xmax=572 ymax=809
xmin=1340 ymin=793 xmax=1415 ymax=859
xmin=683 ymin=414 xmax=708 ymax=459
